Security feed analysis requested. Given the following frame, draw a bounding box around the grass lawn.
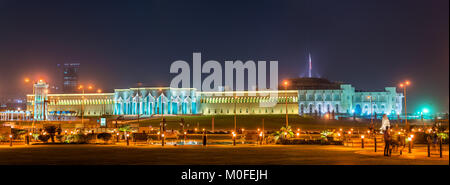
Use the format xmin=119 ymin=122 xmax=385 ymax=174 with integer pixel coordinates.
xmin=127 ymin=114 xmax=373 ymax=131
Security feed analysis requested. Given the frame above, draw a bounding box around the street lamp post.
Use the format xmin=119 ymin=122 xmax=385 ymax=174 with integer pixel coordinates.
xmin=79 ymin=85 xmax=94 ymax=130
xmin=400 ymin=81 xmax=410 ymax=131
xmin=261 ymin=118 xmax=265 ymax=145
xmin=202 ymin=128 xmax=207 ymax=146
xmin=361 ymin=135 xmax=364 ymax=148
xmin=408 ymin=137 xmax=412 ymax=153
xmin=374 ymin=135 xmax=377 ymax=152
xmin=283 ymin=81 xmax=289 ymax=128
xmin=9 ymin=134 xmax=13 ymax=147
xmin=78 ymin=85 xmax=85 ymax=129
xmin=126 ymin=133 xmax=129 ymax=146
xmin=232 ymin=132 xmax=236 ymax=146
xmin=421 ymin=112 xmax=424 ymax=128
xmin=234 ymin=96 xmax=237 ymax=133
xmin=367 ymin=96 xmax=373 ymax=128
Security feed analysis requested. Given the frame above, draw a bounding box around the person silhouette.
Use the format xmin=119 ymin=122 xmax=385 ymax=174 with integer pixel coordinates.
xmin=384 ymin=126 xmax=391 ymax=156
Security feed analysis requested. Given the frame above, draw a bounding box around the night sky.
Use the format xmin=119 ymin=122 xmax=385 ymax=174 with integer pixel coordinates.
xmin=0 ymin=0 xmax=448 ymax=112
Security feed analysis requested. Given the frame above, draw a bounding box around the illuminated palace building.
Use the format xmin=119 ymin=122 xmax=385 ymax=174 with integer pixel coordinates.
xmin=21 ymin=78 xmax=404 ymax=121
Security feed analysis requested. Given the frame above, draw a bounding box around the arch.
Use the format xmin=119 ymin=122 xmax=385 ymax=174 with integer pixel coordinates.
xmin=354 ymin=104 xmax=362 ymax=115
xmin=363 ymin=105 xmax=369 ymax=115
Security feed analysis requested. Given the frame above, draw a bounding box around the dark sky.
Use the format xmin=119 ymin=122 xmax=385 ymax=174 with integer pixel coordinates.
xmin=0 ymin=0 xmax=448 ymax=113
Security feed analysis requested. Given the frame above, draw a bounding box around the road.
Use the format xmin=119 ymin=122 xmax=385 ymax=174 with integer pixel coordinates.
xmin=0 ymin=144 xmax=447 ymax=165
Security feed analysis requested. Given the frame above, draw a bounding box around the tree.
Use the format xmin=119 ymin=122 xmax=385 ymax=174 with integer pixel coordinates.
xmin=118 ymin=125 xmax=132 ymax=132
xmin=97 ymin=133 xmax=112 ymax=144
xmin=44 ymin=126 xmax=57 ymax=143
xmin=272 ymin=126 xmax=295 ymax=143
xmin=118 ymin=125 xmax=132 ymax=139
xmin=38 ymin=135 xmax=50 ymax=143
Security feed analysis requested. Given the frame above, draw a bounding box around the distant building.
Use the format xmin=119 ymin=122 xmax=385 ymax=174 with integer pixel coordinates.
xmin=0 ymin=97 xmax=26 ymax=112
xmin=62 ymin=63 xmax=80 ymax=93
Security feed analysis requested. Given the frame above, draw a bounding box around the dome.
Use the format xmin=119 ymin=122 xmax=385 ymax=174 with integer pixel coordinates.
xmin=282 ymin=77 xmax=343 ymax=90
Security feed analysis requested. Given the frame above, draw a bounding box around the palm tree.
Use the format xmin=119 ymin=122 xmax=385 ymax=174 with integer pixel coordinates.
xmin=119 ymin=125 xmax=132 ymax=132
xmin=44 ymin=126 xmax=57 ymax=143
xmin=118 ymin=125 xmax=132 ymax=139
xmin=272 ymin=126 xmax=295 ymax=143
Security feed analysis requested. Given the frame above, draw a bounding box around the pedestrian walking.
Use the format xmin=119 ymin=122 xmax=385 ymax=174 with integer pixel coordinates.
xmin=384 ymin=126 xmax=391 ymax=156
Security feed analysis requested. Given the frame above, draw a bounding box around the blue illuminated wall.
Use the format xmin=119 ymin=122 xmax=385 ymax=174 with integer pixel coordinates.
xmin=113 ymin=87 xmax=199 ymax=116
xmin=297 ymin=84 xmax=403 ymax=116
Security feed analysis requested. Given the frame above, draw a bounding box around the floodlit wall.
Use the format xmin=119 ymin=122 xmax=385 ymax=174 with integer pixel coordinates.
xmin=199 ymin=91 xmax=299 ymax=115
xmin=26 ymin=85 xmax=403 ymax=117
xmin=27 ymin=93 xmax=115 ymax=117
xmin=113 ymin=87 xmax=199 ymax=115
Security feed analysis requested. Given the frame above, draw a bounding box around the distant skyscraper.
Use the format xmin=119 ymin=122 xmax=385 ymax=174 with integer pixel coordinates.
xmin=62 ymin=63 xmax=80 ymax=93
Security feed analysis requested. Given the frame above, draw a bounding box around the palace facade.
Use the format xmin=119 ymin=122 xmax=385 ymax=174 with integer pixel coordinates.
xmin=25 ymin=78 xmax=404 ymax=120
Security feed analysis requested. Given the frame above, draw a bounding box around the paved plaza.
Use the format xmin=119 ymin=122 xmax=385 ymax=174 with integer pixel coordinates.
xmin=0 ymin=144 xmax=447 ymax=165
